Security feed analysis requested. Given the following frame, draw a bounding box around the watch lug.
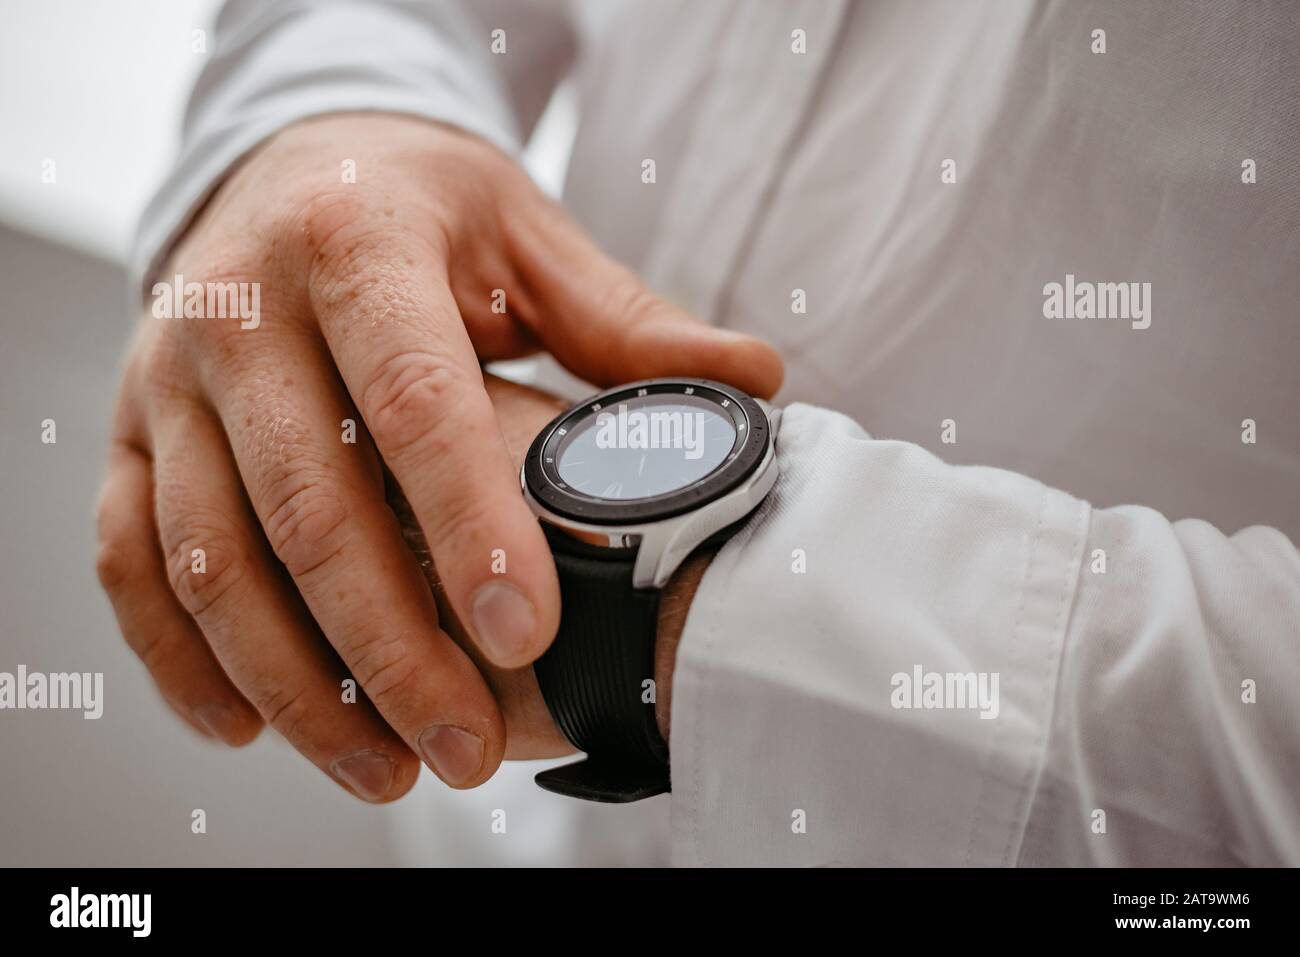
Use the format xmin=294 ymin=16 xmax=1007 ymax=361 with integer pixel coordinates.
xmin=632 ymin=441 xmax=779 ymax=589
xmin=632 ymin=525 xmax=673 ymax=588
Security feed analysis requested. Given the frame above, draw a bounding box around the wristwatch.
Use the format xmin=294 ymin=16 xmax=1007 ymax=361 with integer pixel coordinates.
xmin=521 ymin=377 xmax=780 ymax=802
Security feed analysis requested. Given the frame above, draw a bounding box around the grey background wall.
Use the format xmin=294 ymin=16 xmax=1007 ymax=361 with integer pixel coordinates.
xmin=0 ymin=225 xmax=400 ymax=865
xmin=0 ymin=0 xmax=577 ymax=866
xmin=0 ymin=0 xmax=405 ymax=865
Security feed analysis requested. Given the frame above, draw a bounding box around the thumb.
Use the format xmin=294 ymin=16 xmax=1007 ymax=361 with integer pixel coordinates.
xmin=508 ymin=203 xmax=785 ymax=398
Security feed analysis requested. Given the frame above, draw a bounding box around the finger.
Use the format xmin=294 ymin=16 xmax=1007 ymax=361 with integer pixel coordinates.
xmin=505 ymin=198 xmax=785 ymax=397
xmin=150 ymin=398 xmax=420 ymax=803
xmin=306 ymin=221 xmax=560 ymax=669
xmin=209 ymin=332 xmax=507 ymax=787
xmin=96 ymin=439 xmax=263 ymax=746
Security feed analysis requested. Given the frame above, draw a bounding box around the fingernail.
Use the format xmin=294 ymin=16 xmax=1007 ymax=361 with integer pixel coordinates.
xmin=331 ymin=750 xmax=396 ymax=802
xmin=194 ymin=703 xmax=242 ymax=744
xmin=471 ymin=580 xmax=536 ymax=663
xmin=419 ymin=725 xmax=485 ymax=786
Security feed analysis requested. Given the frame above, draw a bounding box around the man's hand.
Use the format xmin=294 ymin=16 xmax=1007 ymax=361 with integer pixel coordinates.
xmin=390 ymin=373 xmax=573 ymax=760
xmin=397 ymin=374 xmax=710 ymax=758
xmin=95 ymin=113 xmax=781 ymax=801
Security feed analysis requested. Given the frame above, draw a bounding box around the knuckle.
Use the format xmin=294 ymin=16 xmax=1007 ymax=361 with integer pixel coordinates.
xmin=163 ymin=526 xmax=246 ymax=620
xmin=422 ymin=490 xmax=497 ymax=557
xmin=239 ymin=413 xmax=353 ymax=579
xmin=297 ymin=190 xmax=410 ymax=282
xmin=137 ymin=323 xmax=196 ymax=402
xmin=361 ymin=350 xmax=467 ymax=458
xmin=345 ymin=632 xmax=421 ymax=706
xmin=135 ymin=629 xmax=173 ymax=674
xmin=597 ymin=281 xmax=676 ymax=368
xmin=605 ymin=277 xmax=667 ymax=325
xmin=258 ymin=685 xmax=313 ymax=742
xmin=94 ymin=539 xmax=134 ymax=595
xmin=262 ymin=477 xmax=351 ymax=579
xmin=294 ymin=192 xmax=441 ymax=326
xmin=94 ymin=482 xmax=136 ymax=595
xmin=296 ymin=188 xmax=374 ymax=254
xmin=145 ymin=265 xmax=271 ymax=381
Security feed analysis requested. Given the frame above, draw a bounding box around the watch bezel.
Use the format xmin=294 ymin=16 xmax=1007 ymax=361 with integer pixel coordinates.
xmin=523 ymin=378 xmax=769 ymax=526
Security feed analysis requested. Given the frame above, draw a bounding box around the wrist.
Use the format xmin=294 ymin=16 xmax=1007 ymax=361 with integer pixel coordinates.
xmin=653 ymin=548 xmax=714 ymax=745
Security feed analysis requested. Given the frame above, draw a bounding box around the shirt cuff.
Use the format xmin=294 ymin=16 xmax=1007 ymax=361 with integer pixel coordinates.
xmin=668 ymin=402 xmax=1091 ymax=865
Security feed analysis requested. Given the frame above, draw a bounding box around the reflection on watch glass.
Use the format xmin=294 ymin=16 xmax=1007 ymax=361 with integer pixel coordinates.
xmin=555 ymin=394 xmax=737 ymax=500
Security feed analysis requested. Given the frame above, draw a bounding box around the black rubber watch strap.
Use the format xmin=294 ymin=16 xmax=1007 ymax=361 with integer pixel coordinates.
xmin=533 ymin=524 xmax=670 ymax=803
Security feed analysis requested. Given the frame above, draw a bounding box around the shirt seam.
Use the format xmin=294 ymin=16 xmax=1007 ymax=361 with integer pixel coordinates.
xmin=1006 ymin=496 xmax=1091 ymax=866
xmin=962 ymin=481 xmax=1050 ymax=866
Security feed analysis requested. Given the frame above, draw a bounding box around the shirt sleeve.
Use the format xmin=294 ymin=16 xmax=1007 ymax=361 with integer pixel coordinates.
xmin=131 ymin=0 xmax=575 ymax=294
xmin=669 ymin=403 xmax=1300 ymax=866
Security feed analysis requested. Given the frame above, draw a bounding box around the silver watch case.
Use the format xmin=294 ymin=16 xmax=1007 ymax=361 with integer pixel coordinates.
xmin=521 ymin=379 xmax=779 ymax=589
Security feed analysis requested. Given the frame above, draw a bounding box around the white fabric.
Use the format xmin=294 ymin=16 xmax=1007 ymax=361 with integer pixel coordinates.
xmin=135 ymin=0 xmax=1300 ymax=865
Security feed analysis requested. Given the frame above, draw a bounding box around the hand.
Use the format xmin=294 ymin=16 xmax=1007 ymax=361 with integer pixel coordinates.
xmin=391 ymin=373 xmax=572 ymax=760
xmin=397 ymin=374 xmax=712 ymax=758
xmin=95 ymin=112 xmax=782 ymax=801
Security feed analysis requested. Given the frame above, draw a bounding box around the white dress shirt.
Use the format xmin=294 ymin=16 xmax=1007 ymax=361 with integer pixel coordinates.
xmin=135 ymin=0 xmax=1300 ymax=866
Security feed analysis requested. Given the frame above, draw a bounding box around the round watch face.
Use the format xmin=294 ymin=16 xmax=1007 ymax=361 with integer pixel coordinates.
xmin=523 ymin=379 xmax=769 ymax=526
xmin=553 ymin=392 xmax=736 ymax=500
